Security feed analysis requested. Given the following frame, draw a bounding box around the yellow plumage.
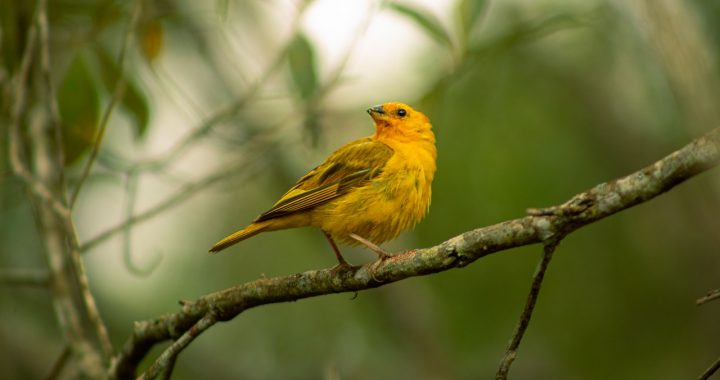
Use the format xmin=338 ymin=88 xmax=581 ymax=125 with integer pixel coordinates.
xmin=209 ymin=102 xmax=436 ymax=263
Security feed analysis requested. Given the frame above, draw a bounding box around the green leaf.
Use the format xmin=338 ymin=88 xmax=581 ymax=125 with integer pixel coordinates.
xmin=389 ymin=3 xmax=453 ymax=48
xmin=459 ymin=0 xmax=488 ymax=37
xmin=58 ymin=54 xmax=100 ymax=165
xmin=93 ymin=46 xmax=150 ymax=139
xmin=287 ymin=34 xmax=318 ymax=100
xmin=122 ymin=78 xmax=150 ymax=138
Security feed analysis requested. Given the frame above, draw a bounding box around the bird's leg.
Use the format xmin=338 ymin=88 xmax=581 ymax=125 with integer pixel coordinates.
xmin=323 ymin=231 xmax=350 ymax=268
xmin=349 ymin=233 xmax=392 ymax=260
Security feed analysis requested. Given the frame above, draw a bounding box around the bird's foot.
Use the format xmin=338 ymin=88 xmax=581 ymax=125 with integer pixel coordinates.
xmin=323 ymin=231 xmax=354 ymax=270
xmin=368 ymin=260 xmax=386 ymax=283
xmin=349 ymin=233 xmax=393 ymax=261
xmin=330 ymin=261 xmax=353 ymax=272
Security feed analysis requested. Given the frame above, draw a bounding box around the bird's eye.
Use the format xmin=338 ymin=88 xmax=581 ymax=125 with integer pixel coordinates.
xmin=397 ymin=109 xmax=407 ymax=117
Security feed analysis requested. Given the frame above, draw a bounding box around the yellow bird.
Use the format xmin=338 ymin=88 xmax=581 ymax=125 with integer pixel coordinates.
xmin=209 ymin=102 xmax=437 ymax=265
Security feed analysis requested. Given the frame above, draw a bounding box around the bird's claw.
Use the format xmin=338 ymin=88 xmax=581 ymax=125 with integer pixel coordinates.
xmin=374 ymin=251 xmax=393 ymax=261
xmin=368 ymin=259 xmax=385 ymax=282
xmin=330 ymin=261 xmax=352 ymax=272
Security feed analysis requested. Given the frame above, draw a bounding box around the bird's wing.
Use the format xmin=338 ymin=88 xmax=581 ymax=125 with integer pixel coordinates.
xmin=254 ymin=138 xmax=393 ymax=222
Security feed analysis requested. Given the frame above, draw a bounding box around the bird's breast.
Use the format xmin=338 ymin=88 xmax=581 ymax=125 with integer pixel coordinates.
xmin=314 ymin=139 xmax=436 ymax=245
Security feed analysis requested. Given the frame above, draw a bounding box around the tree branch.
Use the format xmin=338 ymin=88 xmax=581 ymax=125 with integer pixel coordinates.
xmin=496 ymin=239 xmax=559 ymax=380
xmin=37 ymin=0 xmax=64 ymax=173
xmin=109 ymin=127 xmax=720 ymax=378
xmin=44 ymin=345 xmax=71 ymax=380
xmin=31 ymin=113 xmax=108 ymax=376
xmin=138 ymin=313 xmax=217 ymax=380
xmin=0 ymin=268 xmax=50 ymax=287
xmin=696 ymin=288 xmax=720 ymax=306
xmin=699 ymin=355 xmax=720 ymax=380
xmin=7 ymin=0 xmax=71 ymax=223
xmin=6 ymin=0 xmax=113 ymax=374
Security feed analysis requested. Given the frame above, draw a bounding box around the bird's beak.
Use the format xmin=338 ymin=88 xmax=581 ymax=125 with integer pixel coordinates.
xmin=367 ymin=105 xmax=385 ymax=115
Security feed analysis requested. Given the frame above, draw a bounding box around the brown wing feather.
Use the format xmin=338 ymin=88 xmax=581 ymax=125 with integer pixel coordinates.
xmin=255 ymin=138 xmax=393 ymax=222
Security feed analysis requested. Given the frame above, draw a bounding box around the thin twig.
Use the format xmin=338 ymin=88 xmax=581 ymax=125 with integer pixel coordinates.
xmin=92 ymin=87 xmax=265 ymax=175
xmin=125 ymin=0 xmax=369 ymax=176
xmin=0 ymin=269 xmax=50 ymax=287
xmin=138 ymin=313 xmax=217 ymax=380
xmin=44 ymin=345 xmax=71 ymax=380
xmin=81 ymin=142 xmax=273 ymax=253
xmin=109 ymin=127 xmax=720 ymax=378
xmin=496 ymin=239 xmax=559 ymax=380
xmin=67 ymin=227 xmax=115 ymax=359
xmin=130 ymin=94 xmax=258 ymax=173
xmin=52 ymin=188 xmax=115 ymax=358
xmin=160 ymin=352 xmax=178 ymax=380
xmin=7 ymin=0 xmax=70 ymax=222
xmin=70 ymin=0 xmax=144 ymax=208
xmin=699 ymin=355 xmax=720 ymax=380
xmin=121 ymin=171 xmax=161 ymax=275
xmin=125 ymin=6 xmax=306 ymax=174
xmin=37 ymin=0 xmax=65 ymax=171
xmin=696 ymin=288 xmax=720 ymax=306
xmin=31 ymin=100 xmax=107 ymax=375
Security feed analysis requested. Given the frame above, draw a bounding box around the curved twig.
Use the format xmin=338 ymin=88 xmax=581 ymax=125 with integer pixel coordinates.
xmin=110 ymin=127 xmax=720 ymax=379
xmin=123 ymin=5 xmax=307 ymax=174
xmin=122 ymin=171 xmax=162 ymax=275
xmin=70 ymin=0 xmax=144 ymax=207
xmin=81 ymin=143 xmax=273 ymax=253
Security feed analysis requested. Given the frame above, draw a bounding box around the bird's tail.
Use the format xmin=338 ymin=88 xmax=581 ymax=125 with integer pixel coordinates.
xmin=209 ymin=222 xmax=268 ymax=253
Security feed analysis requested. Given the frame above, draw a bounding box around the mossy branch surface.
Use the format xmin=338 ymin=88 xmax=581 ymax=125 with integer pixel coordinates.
xmin=113 ymin=127 xmax=720 ymax=379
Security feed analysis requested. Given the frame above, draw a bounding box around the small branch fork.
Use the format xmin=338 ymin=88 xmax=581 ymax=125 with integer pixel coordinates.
xmin=112 ymin=127 xmax=720 ymax=379
xmin=136 ymin=313 xmax=218 ymax=380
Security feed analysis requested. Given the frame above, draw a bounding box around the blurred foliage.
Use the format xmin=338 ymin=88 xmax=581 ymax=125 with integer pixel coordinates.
xmin=139 ymin=19 xmax=164 ymax=62
xmin=94 ymin=46 xmax=150 ymax=139
xmin=58 ymin=54 xmax=100 ymax=165
xmin=390 ymin=2 xmax=454 ymax=49
xmin=1 ymin=0 xmax=720 ymax=379
xmin=288 ymin=33 xmax=318 ymax=100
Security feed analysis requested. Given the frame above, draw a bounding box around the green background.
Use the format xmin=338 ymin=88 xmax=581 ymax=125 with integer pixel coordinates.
xmin=1 ymin=0 xmax=719 ymax=379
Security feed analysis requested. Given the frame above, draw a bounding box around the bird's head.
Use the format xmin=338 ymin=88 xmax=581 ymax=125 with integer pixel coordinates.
xmin=367 ymin=102 xmax=433 ymax=142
